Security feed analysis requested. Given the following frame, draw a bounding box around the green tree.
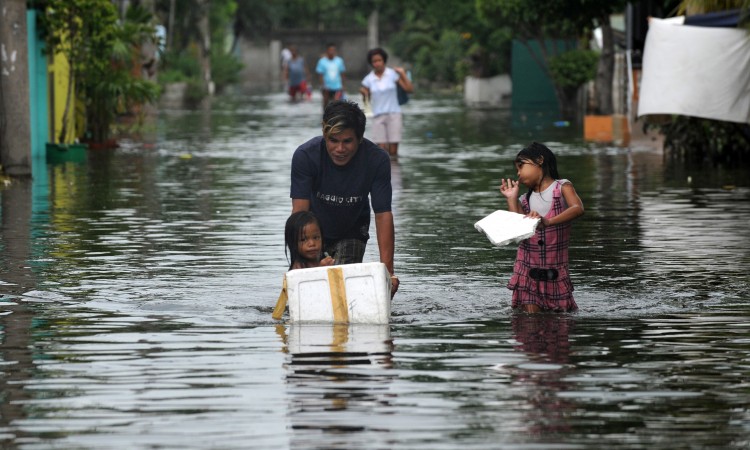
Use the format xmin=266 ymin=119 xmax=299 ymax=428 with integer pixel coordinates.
xmin=40 ymin=0 xmax=115 ymax=143
xmin=386 ymin=0 xmax=511 ymax=83
xmin=476 ymin=0 xmax=628 ymax=120
xmin=84 ymin=5 xmax=160 ymax=142
xmin=39 ymin=0 xmax=159 ymax=143
xmin=156 ymin=0 xmax=244 ymax=96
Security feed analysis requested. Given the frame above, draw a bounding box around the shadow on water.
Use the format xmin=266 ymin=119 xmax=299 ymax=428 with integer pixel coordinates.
xmin=1 ymin=91 xmax=749 ymax=449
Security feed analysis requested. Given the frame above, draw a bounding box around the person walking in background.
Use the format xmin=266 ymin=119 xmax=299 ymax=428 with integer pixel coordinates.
xmin=360 ymin=48 xmax=413 ymax=157
xmin=315 ymin=43 xmax=346 ymax=110
xmin=283 ymin=46 xmax=311 ymax=102
xmin=280 ymin=46 xmax=292 ymax=88
xmin=499 ymin=142 xmax=584 ymax=313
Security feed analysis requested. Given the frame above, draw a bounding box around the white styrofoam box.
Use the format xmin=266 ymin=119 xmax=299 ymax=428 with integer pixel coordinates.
xmin=286 ymin=262 xmax=392 ymax=324
xmin=475 ymin=210 xmax=540 ymax=247
xmin=285 ymin=324 xmax=392 ymax=357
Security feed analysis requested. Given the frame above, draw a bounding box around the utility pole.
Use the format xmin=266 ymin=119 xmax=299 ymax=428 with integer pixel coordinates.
xmin=197 ymin=0 xmax=213 ymax=96
xmin=368 ymin=10 xmax=379 ymax=50
xmin=0 ymin=0 xmax=32 ymax=177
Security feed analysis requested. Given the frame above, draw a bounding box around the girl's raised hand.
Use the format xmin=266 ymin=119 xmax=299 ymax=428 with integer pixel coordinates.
xmin=499 ymin=178 xmax=519 ymax=199
xmin=319 ymin=256 xmax=335 ymax=267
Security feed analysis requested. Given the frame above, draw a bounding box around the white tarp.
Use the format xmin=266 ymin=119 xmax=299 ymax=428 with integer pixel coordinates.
xmin=638 ymin=17 xmax=750 ymax=124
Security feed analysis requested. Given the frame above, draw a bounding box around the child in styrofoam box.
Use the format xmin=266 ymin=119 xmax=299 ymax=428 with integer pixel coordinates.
xmin=273 ymin=211 xmax=336 ymax=320
xmin=285 ymin=211 xmax=335 ymax=270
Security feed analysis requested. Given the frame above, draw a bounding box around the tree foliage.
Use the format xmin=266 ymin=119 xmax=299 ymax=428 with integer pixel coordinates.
xmin=476 ymin=0 xmax=628 ymax=119
xmin=646 ymin=116 xmax=750 ymax=165
xmin=232 ymin=0 xmax=378 ymax=35
xmin=548 ymin=49 xmax=598 ymax=89
xmin=384 ymin=0 xmax=512 ymax=83
xmin=155 ymin=0 xmax=243 ymax=95
xmin=39 ymin=0 xmax=159 ymax=143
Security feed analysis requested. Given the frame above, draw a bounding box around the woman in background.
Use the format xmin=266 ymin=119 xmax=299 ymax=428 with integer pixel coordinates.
xmin=360 ymin=48 xmax=413 ymax=157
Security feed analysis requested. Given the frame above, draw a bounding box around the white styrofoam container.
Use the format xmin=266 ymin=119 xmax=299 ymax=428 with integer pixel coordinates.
xmin=475 ymin=209 xmax=540 ymax=247
xmin=285 ymin=262 xmax=392 ymax=324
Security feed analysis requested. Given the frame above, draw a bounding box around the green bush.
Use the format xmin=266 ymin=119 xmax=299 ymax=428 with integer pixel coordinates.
xmin=644 ymin=115 xmax=750 ymax=165
xmin=159 ymin=49 xmax=202 ymax=81
xmin=157 ymin=69 xmax=189 ymax=84
xmin=184 ymin=78 xmax=207 ymax=107
xmin=211 ymin=51 xmax=244 ymax=92
xmin=412 ymin=30 xmax=467 ymax=83
xmin=547 ymin=49 xmax=598 ymax=89
xmin=157 ymin=47 xmax=242 ymax=97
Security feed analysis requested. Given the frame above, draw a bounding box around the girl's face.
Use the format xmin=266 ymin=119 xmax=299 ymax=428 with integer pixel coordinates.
xmin=298 ymin=222 xmax=323 ymax=262
xmin=515 ymin=157 xmax=544 ymax=188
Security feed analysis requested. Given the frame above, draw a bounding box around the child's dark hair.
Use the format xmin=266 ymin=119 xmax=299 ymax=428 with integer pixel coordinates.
xmin=515 ymin=142 xmax=560 ymax=202
xmin=285 ymin=211 xmax=322 ymax=270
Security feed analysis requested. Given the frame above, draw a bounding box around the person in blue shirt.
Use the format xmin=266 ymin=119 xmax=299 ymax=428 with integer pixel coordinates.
xmin=290 ymin=100 xmax=399 ymax=296
xmin=315 ymin=43 xmax=346 ymax=110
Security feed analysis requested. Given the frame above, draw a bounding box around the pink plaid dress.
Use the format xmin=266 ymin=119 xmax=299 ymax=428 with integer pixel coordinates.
xmin=507 ymin=180 xmax=578 ymax=311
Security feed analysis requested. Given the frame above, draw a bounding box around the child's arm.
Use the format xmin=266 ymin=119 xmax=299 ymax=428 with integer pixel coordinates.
xmin=499 ymin=178 xmax=522 ymax=213
xmin=540 ymin=183 xmax=584 ymax=227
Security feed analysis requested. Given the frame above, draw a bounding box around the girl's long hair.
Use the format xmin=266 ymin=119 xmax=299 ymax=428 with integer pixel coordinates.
xmin=514 ymin=142 xmax=560 ymax=203
xmin=284 ymin=211 xmax=321 ymax=270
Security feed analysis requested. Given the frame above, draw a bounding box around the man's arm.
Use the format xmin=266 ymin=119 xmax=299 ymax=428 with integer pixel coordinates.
xmin=374 ymin=211 xmax=399 ymax=296
xmin=292 ymin=198 xmax=310 ymax=213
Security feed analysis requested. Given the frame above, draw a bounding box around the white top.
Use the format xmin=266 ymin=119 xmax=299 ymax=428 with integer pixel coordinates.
xmin=527 ymin=179 xmax=569 ymax=217
xmin=281 ymin=48 xmax=292 ymax=67
xmin=361 ymin=67 xmax=401 ymax=116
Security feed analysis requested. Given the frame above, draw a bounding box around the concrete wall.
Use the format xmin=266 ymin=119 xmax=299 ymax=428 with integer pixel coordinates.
xmin=235 ymin=30 xmax=371 ymax=91
xmin=464 ymin=75 xmax=512 ymax=108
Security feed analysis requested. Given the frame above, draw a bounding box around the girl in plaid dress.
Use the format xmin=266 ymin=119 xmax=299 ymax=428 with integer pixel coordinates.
xmin=499 ymin=143 xmax=584 ymax=313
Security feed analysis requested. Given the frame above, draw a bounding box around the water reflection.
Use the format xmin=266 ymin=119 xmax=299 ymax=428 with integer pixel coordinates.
xmin=0 ymin=178 xmax=35 ymax=441
xmin=510 ymin=313 xmax=574 ymax=436
xmin=279 ymin=324 xmax=394 ymax=447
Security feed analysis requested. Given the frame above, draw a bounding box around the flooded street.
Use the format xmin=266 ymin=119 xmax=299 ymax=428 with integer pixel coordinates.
xmin=1 ymin=92 xmax=749 ymax=449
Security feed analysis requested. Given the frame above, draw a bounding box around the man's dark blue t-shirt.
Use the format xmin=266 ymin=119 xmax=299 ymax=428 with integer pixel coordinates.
xmin=290 ymin=136 xmax=392 ymax=243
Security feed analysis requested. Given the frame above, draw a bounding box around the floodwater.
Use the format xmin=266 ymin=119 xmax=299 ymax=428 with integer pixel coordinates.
xmin=1 ymin=92 xmax=749 ymax=449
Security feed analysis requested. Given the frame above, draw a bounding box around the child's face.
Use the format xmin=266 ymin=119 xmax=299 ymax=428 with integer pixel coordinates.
xmin=515 ymin=157 xmax=543 ymax=187
xmin=298 ymin=222 xmax=323 ymax=261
